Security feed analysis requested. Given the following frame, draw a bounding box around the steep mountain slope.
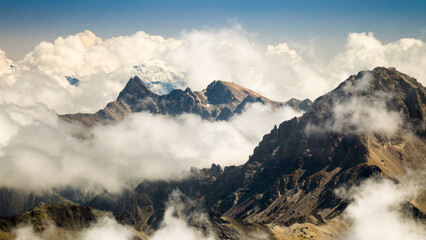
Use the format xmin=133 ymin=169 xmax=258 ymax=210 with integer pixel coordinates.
xmin=87 ymin=67 xmax=425 ymax=238
xmin=61 ymin=76 xmax=311 ymax=126
xmin=207 ymin=67 xmax=425 ymax=224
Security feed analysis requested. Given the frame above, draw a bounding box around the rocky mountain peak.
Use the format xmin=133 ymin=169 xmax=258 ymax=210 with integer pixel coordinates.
xmin=205 ymin=80 xmax=237 ymax=104
xmin=205 ymin=80 xmax=266 ymax=105
xmin=330 ymin=67 xmax=422 ymax=98
xmin=117 ymin=76 xmax=156 ymax=101
xmin=307 ymin=67 xmax=426 ymax=136
xmin=284 ymin=98 xmax=313 ymax=111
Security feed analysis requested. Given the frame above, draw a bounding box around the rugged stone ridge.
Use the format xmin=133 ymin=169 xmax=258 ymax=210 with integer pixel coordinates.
xmin=87 ymin=67 xmax=426 ymax=237
xmin=60 ymin=77 xmax=311 ymax=126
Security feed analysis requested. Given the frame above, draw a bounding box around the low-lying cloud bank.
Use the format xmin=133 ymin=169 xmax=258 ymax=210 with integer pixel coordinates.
xmin=337 ymin=177 xmax=426 ymax=240
xmin=0 ymin=102 xmax=300 ymax=191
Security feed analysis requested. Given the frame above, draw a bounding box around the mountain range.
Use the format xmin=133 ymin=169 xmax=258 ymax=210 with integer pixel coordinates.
xmin=0 ymin=67 xmax=424 ymax=240
xmin=60 ymin=76 xmax=312 ymax=126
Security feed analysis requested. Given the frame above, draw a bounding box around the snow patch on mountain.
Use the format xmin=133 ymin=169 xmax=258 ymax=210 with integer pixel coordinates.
xmin=131 ymin=60 xmax=187 ymax=94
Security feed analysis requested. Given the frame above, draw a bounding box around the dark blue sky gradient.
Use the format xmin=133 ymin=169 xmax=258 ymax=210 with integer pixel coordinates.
xmin=1 ymin=0 xmax=425 ymax=60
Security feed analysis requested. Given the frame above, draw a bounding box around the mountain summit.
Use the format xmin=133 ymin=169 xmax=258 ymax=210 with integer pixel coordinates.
xmin=117 ymin=76 xmax=156 ymax=102
xmin=61 ymin=76 xmax=311 ymax=126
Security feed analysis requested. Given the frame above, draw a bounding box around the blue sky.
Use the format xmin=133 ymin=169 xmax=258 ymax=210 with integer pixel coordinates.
xmin=1 ymin=0 xmax=425 ymax=60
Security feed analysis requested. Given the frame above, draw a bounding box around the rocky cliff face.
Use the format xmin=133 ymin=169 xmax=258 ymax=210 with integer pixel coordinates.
xmin=60 ymin=77 xmax=311 ymax=126
xmin=87 ymin=67 xmax=425 ymax=237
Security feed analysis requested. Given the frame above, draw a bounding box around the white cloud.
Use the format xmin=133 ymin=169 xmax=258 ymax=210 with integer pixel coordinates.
xmin=0 ymin=49 xmax=12 ymax=76
xmin=337 ymin=177 xmax=426 ymax=240
xmin=80 ymin=216 xmax=137 ymax=240
xmin=0 ymin=103 xmax=300 ymax=191
xmin=164 ymin=26 xmax=268 ymax=91
xmin=330 ymin=96 xmax=403 ymax=136
xmin=150 ymin=190 xmax=215 ymax=240
xmin=14 ymin=226 xmax=45 ymax=240
xmin=150 ymin=208 xmax=213 ymax=240
xmin=330 ymin=32 xmax=426 ymax=84
xmin=22 ymin=30 xmax=181 ymax=77
xmin=163 ymin=25 xmax=332 ymax=101
xmin=0 ymin=108 xmax=19 ymax=148
xmin=266 ymin=42 xmax=301 ymax=62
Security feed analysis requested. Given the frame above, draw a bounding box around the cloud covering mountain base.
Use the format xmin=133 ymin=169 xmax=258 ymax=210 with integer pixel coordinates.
xmin=0 ymin=102 xmax=300 ymax=191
